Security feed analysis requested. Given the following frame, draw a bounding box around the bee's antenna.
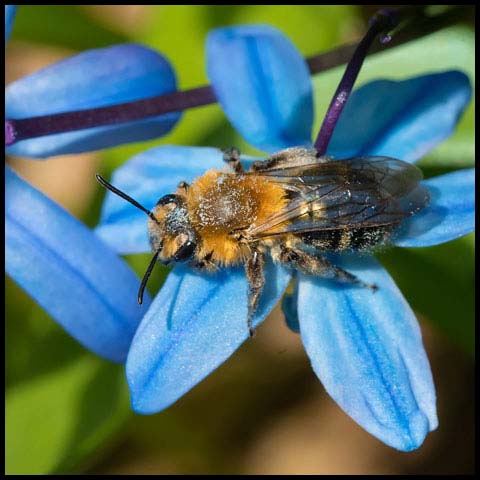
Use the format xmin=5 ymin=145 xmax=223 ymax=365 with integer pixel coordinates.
xmin=138 ymin=247 xmax=162 ymax=305
xmin=95 ymin=174 xmax=160 ymax=225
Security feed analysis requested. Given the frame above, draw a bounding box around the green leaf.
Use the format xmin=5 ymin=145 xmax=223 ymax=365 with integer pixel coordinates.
xmin=377 ymin=233 xmax=475 ymax=354
xmin=5 ymin=277 xmax=85 ymax=388
xmin=6 ymin=278 xmax=131 ymax=474
xmin=5 ymin=354 xmax=130 ymax=474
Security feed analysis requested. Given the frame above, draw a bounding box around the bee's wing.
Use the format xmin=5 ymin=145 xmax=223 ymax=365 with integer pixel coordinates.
xmin=246 ymin=157 xmax=430 ymax=239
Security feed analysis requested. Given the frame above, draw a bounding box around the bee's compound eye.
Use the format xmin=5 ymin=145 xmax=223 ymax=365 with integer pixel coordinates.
xmin=156 ymin=194 xmax=181 ymax=207
xmin=173 ymin=238 xmax=196 ymax=262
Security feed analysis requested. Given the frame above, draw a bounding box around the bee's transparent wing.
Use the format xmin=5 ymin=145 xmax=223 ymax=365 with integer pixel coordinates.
xmin=246 ymin=157 xmax=430 ymax=239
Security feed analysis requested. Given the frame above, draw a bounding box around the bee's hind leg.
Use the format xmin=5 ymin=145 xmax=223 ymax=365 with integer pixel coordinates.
xmin=272 ymin=244 xmax=377 ymax=292
xmin=223 ymin=147 xmax=244 ymax=173
xmin=245 ymin=248 xmax=266 ymax=338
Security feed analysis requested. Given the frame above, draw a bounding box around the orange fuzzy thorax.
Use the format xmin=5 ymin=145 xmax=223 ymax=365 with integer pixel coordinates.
xmin=185 ymin=170 xmax=287 ymax=266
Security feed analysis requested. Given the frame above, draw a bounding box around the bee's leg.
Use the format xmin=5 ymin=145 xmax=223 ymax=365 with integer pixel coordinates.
xmin=245 ymin=249 xmax=266 ymax=338
xmin=191 ymin=251 xmax=218 ymax=272
xmin=223 ymin=147 xmax=244 ymax=173
xmin=177 ymin=180 xmax=189 ymax=192
xmin=273 ymin=245 xmax=377 ymax=291
xmin=250 ymin=147 xmax=325 ymax=172
xmin=250 ymin=151 xmax=294 ymax=171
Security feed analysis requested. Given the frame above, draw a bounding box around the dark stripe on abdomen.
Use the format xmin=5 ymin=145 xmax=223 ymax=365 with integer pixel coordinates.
xmin=300 ymin=226 xmax=393 ymax=252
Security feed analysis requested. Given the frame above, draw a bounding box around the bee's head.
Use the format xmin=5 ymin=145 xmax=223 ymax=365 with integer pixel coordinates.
xmin=149 ymin=194 xmax=197 ymax=264
xmin=95 ymin=174 xmax=197 ymax=305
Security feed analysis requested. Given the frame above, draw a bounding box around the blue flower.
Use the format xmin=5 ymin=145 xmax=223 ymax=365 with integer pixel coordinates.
xmin=5 ymin=43 xmax=181 ymax=157
xmin=95 ymin=25 xmax=474 ymax=451
xmin=5 ymin=166 xmax=150 ymax=362
xmin=5 ymin=9 xmax=182 ymax=360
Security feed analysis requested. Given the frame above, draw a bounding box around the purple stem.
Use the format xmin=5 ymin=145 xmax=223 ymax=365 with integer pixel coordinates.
xmin=5 ymin=120 xmax=15 ymax=146
xmin=5 ymin=6 xmax=467 ymax=148
xmin=5 ymin=44 xmax=365 ymax=147
xmin=313 ymin=10 xmax=397 ymax=156
xmin=5 ymin=86 xmax=217 ymax=146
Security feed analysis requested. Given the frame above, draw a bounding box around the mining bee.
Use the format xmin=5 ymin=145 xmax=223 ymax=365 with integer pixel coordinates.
xmin=97 ymin=146 xmax=429 ymax=337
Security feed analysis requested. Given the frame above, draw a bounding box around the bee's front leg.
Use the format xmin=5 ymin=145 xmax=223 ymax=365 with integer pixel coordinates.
xmin=245 ymin=248 xmax=266 ymax=338
xmin=190 ymin=251 xmax=219 ymax=272
xmin=223 ymin=147 xmax=244 ymax=173
xmin=177 ymin=180 xmax=189 ymax=192
xmin=272 ymin=244 xmax=377 ymax=291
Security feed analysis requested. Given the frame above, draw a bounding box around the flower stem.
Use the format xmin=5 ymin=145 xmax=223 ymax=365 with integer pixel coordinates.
xmin=313 ymin=9 xmax=398 ymax=156
xmin=5 ymin=6 xmax=470 ymax=147
xmin=5 ymin=86 xmax=217 ymax=146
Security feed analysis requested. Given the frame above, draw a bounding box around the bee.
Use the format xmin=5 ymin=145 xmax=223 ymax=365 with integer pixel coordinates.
xmin=96 ymin=146 xmax=429 ymax=337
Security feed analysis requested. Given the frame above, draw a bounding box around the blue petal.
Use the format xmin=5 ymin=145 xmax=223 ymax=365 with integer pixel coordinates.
xmin=327 ymin=71 xmax=472 ymax=163
xmin=95 ymin=146 xmax=225 ymax=254
xmin=297 ymin=255 xmax=437 ymax=451
xmin=126 ymin=261 xmax=291 ymax=414
xmin=5 ymin=5 xmax=17 ymax=42
xmin=395 ymin=168 xmax=475 ymax=247
xmin=6 ymin=44 xmax=180 ymax=158
xmin=207 ymin=25 xmax=313 ymax=153
xmin=5 ymin=166 xmax=150 ymax=363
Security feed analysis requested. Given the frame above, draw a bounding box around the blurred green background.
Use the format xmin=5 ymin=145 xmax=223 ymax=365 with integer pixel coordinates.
xmin=5 ymin=5 xmax=474 ymax=474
